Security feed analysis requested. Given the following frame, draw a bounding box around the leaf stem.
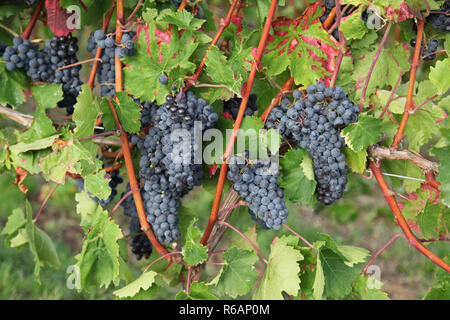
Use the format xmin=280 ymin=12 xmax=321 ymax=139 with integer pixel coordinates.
xmin=362 ymin=233 xmax=403 ymax=274
xmin=21 ymin=0 xmax=44 ymax=40
xmin=34 ymin=184 xmax=58 ymax=223
xmin=282 ymin=224 xmax=314 ymax=248
xmin=260 ymin=77 xmax=294 ymax=122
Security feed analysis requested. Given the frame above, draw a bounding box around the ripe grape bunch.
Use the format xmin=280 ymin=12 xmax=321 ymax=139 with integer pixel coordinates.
xmin=2 ymin=35 xmax=82 ymax=114
xmin=130 ymin=91 xmax=219 ymax=245
xmin=265 ymin=81 xmax=359 ymax=205
xmin=410 ymin=38 xmax=440 ymax=61
xmin=223 ymin=94 xmax=259 ymax=120
xmin=87 ymin=30 xmax=136 ymax=97
xmin=121 ymin=185 xmax=153 ymax=260
xmin=427 ymin=0 xmax=450 ymax=33
xmin=227 ymin=151 xmax=289 ymax=230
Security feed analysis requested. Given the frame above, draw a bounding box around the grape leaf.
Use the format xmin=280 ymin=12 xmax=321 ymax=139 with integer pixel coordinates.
xmin=45 ymin=0 xmax=75 ymax=36
xmin=340 ymin=8 xmax=368 ymax=40
xmin=352 ymin=275 xmax=390 ymax=300
xmin=109 ymin=92 xmax=142 ymax=134
xmin=1 ymin=207 xmax=26 ymax=247
xmin=211 ymin=247 xmax=258 ymax=298
xmin=113 ymin=271 xmax=158 ymax=299
xmin=262 ymin=3 xmax=339 ymax=86
xmin=417 ymin=202 xmax=442 ymax=238
xmin=253 ymin=239 xmax=303 ymax=299
xmin=431 ymin=146 xmax=450 ymax=207
xmin=424 ymin=283 xmax=450 ymax=300
xmin=31 ymin=83 xmax=63 ymax=112
xmin=123 ymin=23 xmax=197 ymax=105
xmin=429 ymin=57 xmax=450 ymax=95
xmin=158 ymin=9 xmax=205 ymax=31
xmin=175 ymin=282 xmax=219 ymax=300
xmin=182 ymin=218 xmax=208 ymax=266
xmin=72 ymin=84 xmax=101 ymax=140
xmin=75 ymin=205 xmax=122 ymax=289
xmin=0 ymin=64 xmax=30 ymax=107
xmin=341 ymin=114 xmax=382 ymax=152
xmin=9 ymin=134 xmax=59 ymax=154
xmin=84 ymin=172 xmax=112 ymax=201
xmin=279 ymin=148 xmax=316 ymax=205
xmin=343 ymin=147 xmax=367 ymax=174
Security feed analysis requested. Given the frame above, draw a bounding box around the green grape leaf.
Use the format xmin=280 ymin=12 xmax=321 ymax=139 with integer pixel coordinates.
xmin=340 ymin=8 xmax=368 ymax=40
xmin=343 ymin=147 xmax=367 ymax=174
xmin=31 ymin=83 xmax=63 ymax=112
xmin=429 ymin=57 xmax=450 ymax=95
xmin=175 ymin=282 xmax=219 ymax=300
xmin=279 ymin=148 xmax=316 ymax=205
xmin=72 ymin=84 xmax=101 ymax=140
xmin=9 ymin=134 xmax=59 ymax=154
xmin=352 ymin=275 xmax=390 ymax=300
xmin=158 ymin=9 xmax=205 ymax=31
xmin=113 ymin=271 xmax=158 ymax=299
xmin=111 ymin=92 xmax=142 ymax=134
xmin=253 ymin=239 xmax=303 ymax=300
xmin=75 ymin=205 xmax=122 ymax=289
xmin=84 ymin=172 xmax=112 ymax=200
xmin=182 ymin=218 xmax=208 ymax=266
xmin=211 ymin=247 xmax=259 ymax=298
xmin=424 ymin=283 xmax=450 ymax=300
xmin=432 ymin=146 xmax=450 ymax=207
xmin=1 ymin=207 xmax=26 ymax=247
xmin=417 ymin=202 xmax=442 ymax=238
xmin=341 ymin=114 xmax=382 ymax=152
xmin=0 ymin=64 xmax=30 ymax=107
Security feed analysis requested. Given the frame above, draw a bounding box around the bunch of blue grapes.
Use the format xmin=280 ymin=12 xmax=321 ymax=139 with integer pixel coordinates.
xmin=131 ymin=92 xmax=219 ymax=244
xmin=87 ymin=30 xmax=136 ymax=97
xmin=427 ymin=0 xmax=450 ymax=33
xmin=2 ymin=35 xmax=82 ymax=114
xmin=265 ymin=81 xmax=359 ymax=205
xmin=75 ymin=166 xmax=123 ymax=208
xmin=410 ymin=38 xmax=440 ymax=61
xmin=223 ymin=94 xmax=259 ymax=120
xmin=227 ymin=151 xmax=289 ymax=230
xmin=121 ymin=185 xmax=153 ymax=260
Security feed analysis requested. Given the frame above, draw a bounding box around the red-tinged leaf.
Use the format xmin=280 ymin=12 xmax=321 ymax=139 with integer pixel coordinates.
xmin=262 ymin=3 xmax=339 ymax=86
xmin=45 ymin=0 xmax=75 ymax=37
xmin=13 ymin=166 xmax=28 ymax=194
xmin=386 ymin=2 xmax=413 ymax=22
xmin=209 ymin=163 xmax=217 ymax=177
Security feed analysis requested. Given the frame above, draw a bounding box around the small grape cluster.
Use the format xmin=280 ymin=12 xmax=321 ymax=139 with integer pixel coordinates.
xmin=410 ymin=38 xmax=440 ymax=61
xmin=121 ymin=185 xmax=153 ymax=260
xmin=227 ymin=151 xmax=289 ymax=230
xmin=87 ymin=30 xmax=136 ymax=97
xmin=223 ymin=94 xmax=259 ymax=120
xmin=75 ymin=166 xmax=123 ymax=208
xmin=427 ymin=0 xmax=450 ymax=33
xmin=266 ymin=81 xmax=359 ymax=205
xmin=132 ymin=92 xmax=219 ymax=244
xmin=2 ymin=35 xmax=82 ymax=114
xmin=320 ymin=1 xmax=356 ymax=40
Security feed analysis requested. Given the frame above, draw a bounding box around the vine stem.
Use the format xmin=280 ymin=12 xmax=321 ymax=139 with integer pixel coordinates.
xmin=184 ymin=0 xmax=241 ymax=92
xmin=143 ymin=251 xmax=183 ymax=273
xmin=323 ymin=7 xmax=336 ymax=30
xmin=362 ymin=234 xmax=403 ymax=274
xmin=87 ymin=0 xmax=116 ymax=89
xmin=107 ymin=99 xmax=169 ymax=258
xmin=359 ymin=21 xmax=392 ymax=112
xmin=219 ymin=221 xmax=268 ymax=264
xmin=33 ymin=184 xmax=58 ymax=223
xmin=260 ymin=77 xmax=294 ymax=122
xmin=21 ymin=0 xmax=44 ymax=40
xmin=109 ymin=190 xmax=132 ymax=218
xmin=186 ymin=267 xmax=192 ymax=294
xmin=330 ymin=0 xmax=345 ymax=88
xmin=178 ymin=0 xmax=187 ymax=11
xmin=77 ymin=130 xmax=116 ymax=142
xmin=200 ymin=0 xmax=278 ymax=246
xmin=411 ymin=94 xmax=439 ymax=114
xmin=282 ymin=224 xmax=313 ymax=248
xmin=391 ymin=18 xmax=425 ymax=149
xmin=369 ymin=161 xmax=450 ymax=273
xmin=56 ymin=58 xmax=103 ymax=72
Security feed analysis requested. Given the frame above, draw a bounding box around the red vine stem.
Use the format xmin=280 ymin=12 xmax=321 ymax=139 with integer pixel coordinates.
xmin=282 ymin=224 xmax=313 ymax=248
xmin=260 ymin=77 xmax=294 ymax=122
xmin=362 ymin=234 xmax=403 ymax=274
xmin=330 ymin=0 xmax=345 ymax=88
xmin=391 ymin=18 xmax=425 ymax=149
xmin=359 ymin=21 xmax=392 ymax=112
xmin=186 ymin=267 xmax=192 ymax=294
xmin=87 ymin=0 xmax=116 ymax=89
xmin=21 ymin=0 xmax=44 ymax=40
xmin=109 ymin=189 xmax=132 ymax=218
xmin=78 ymin=130 xmax=116 ymax=142
xmin=322 ymin=7 xmax=336 ymax=30
xmin=107 ymin=99 xmax=169 ymax=258
xmin=411 ymin=93 xmax=439 ymax=114
xmin=178 ymin=0 xmax=187 ymax=11
xmin=143 ymin=251 xmax=182 ymax=273
xmin=369 ymin=161 xmax=450 ymax=273
xmin=200 ymin=0 xmax=278 ymax=246
xmin=219 ymin=221 xmax=268 ymax=264
xmin=33 ymin=184 xmax=58 ymax=222
xmin=184 ymin=0 xmax=241 ymax=91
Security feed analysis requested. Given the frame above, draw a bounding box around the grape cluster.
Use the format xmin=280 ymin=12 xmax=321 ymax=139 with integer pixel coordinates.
xmin=2 ymin=35 xmax=82 ymax=114
xmin=87 ymin=30 xmax=136 ymax=97
xmin=410 ymin=38 xmax=440 ymax=61
xmin=0 ymin=41 xmax=6 ymax=56
xmin=266 ymin=81 xmax=359 ymax=205
xmin=121 ymin=185 xmax=153 ymax=260
xmin=320 ymin=1 xmax=356 ymax=40
xmin=132 ymin=92 xmax=219 ymax=244
xmin=427 ymin=0 xmax=450 ymax=33
xmin=223 ymin=94 xmax=259 ymax=120
xmin=75 ymin=166 xmax=123 ymax=208
xmin=227 ymin=151 xmax=289 ymax=230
